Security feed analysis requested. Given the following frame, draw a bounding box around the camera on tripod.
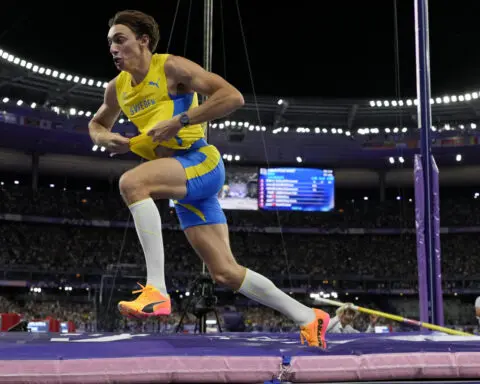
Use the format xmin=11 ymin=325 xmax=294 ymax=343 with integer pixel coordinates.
xmin=175 ymin=272 xmax=222 ymax=334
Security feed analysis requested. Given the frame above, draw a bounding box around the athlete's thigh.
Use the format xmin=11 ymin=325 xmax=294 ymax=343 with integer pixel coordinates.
xmin=184 ymin=222 xmax=238 ymax=273
xmin=123 ymin=157 xmax=187 ymax=200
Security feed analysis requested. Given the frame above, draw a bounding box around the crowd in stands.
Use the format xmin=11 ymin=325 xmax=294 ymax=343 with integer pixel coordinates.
xmin=2 ymin=184 xmax=480 ymax=228
xmin=1 ymin=220 xmax=480 ymax=282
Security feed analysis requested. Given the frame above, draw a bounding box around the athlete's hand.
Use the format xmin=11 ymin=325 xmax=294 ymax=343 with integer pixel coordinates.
xmin=147 ymin=118 xmax=182 ymax=143
xmin=102 ymin=132 xmax=130 ymax=156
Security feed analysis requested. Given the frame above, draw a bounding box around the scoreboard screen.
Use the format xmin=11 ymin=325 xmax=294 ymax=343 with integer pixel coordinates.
xmin=258 ymin=167 xmax=334 ymax=212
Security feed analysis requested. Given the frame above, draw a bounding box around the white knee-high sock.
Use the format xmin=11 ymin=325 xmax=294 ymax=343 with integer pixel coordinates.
xmin=238 ymin=269 xmax=315 ymax=326
xmin=128 ymin=198 xmax=167 ymax=295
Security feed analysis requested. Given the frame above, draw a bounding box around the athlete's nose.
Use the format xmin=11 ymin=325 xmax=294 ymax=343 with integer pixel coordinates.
xmin=110 ymin=44 xmax=119 ymax=56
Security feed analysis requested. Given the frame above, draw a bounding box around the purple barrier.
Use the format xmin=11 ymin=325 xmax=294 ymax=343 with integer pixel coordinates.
xmin=431 ymin=155 xmax=444 ymax=325
xmin=414 ymin=154 xmax=428 ymax=324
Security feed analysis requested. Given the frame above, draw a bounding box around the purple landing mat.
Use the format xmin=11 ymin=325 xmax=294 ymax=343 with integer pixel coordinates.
xmin=1 ymin=332 xmax=480 ymax=383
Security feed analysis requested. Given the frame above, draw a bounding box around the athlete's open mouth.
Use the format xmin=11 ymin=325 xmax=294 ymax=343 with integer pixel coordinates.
xmin=113 ymin=57 xmax=122 ymax=65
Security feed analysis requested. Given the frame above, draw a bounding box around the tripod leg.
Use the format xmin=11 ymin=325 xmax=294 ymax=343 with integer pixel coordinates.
xmin=199 ymin=314 xmax=207 ymax=334
xmin=175 ymin=289 xmax=197 ymax=333
xmin=213 ymin=308 xmax=223 ymax=333
xmin=175 ymin=310 xmax=186 ymax=333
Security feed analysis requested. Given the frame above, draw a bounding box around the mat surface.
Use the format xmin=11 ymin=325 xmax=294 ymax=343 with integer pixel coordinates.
xmin=1 ymin=331 xmax=480 ymax=383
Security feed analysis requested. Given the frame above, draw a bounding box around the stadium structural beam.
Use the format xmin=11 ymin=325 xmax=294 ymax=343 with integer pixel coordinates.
xmin=347 ymin=103 xmax=358 ymax=129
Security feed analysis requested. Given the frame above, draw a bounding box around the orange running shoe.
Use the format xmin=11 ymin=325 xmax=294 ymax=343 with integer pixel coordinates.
xmin=300 ymin=308 xmax=330 ymax=348
xmin=118 ymin=283 xmax=171 ymax=318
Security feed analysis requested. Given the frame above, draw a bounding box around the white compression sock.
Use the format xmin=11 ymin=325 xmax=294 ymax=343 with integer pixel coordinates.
xmin=128 ymin=198 xmax=167 ymax=295
xmin=238 ymin=269 xmax=315 ymax=326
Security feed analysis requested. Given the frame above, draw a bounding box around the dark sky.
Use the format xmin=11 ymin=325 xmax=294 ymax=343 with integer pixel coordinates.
xmin=1 ymin=0 xmax=480 ymax=99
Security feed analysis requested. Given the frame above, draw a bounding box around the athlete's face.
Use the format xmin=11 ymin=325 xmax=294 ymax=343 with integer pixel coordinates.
xmin=107 ymin=24 xmax=148 ymax=71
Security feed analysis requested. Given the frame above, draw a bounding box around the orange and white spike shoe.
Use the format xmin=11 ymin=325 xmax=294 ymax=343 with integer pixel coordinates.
xmin=118 ymin=283 xmax=171 ymax=319
xmin=300 ymin=308 xmax=330 ymax=349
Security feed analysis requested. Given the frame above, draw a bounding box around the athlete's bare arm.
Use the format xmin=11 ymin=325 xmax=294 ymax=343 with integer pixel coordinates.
xmin=164 ymin=55 xmax=245 ymax=125
xmin=88 ymin=78 xmax=130 ymax=154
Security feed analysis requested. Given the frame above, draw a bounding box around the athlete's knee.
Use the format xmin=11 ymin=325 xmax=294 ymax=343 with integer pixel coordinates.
xmin=210 ymin=262 xmax=246 ymax=289
xmin=119 ymin=170 xmax=149 ymax=203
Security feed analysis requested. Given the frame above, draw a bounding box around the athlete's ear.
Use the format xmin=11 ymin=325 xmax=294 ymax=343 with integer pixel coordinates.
xmin=139 ymin=34 xmax=150 ymax=48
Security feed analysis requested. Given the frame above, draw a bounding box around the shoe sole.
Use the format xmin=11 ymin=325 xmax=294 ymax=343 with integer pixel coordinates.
xmin=118 ymin=303 xmax=171 ymax=318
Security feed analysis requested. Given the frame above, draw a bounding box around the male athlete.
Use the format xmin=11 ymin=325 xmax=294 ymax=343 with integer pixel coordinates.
xmin=88 ymin=9 xmax=330 ymax=347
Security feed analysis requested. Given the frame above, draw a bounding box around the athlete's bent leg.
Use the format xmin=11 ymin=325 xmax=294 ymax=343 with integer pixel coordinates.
xmin=119 ymin=157 xmax=187 ymax=205
xmin=117 ymin=158 xmax=186 ymax=316
xmin=185 ymin=223 xmax=317 ymax=325
xmin=185 ymin=223 xmax=330 ymax=348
